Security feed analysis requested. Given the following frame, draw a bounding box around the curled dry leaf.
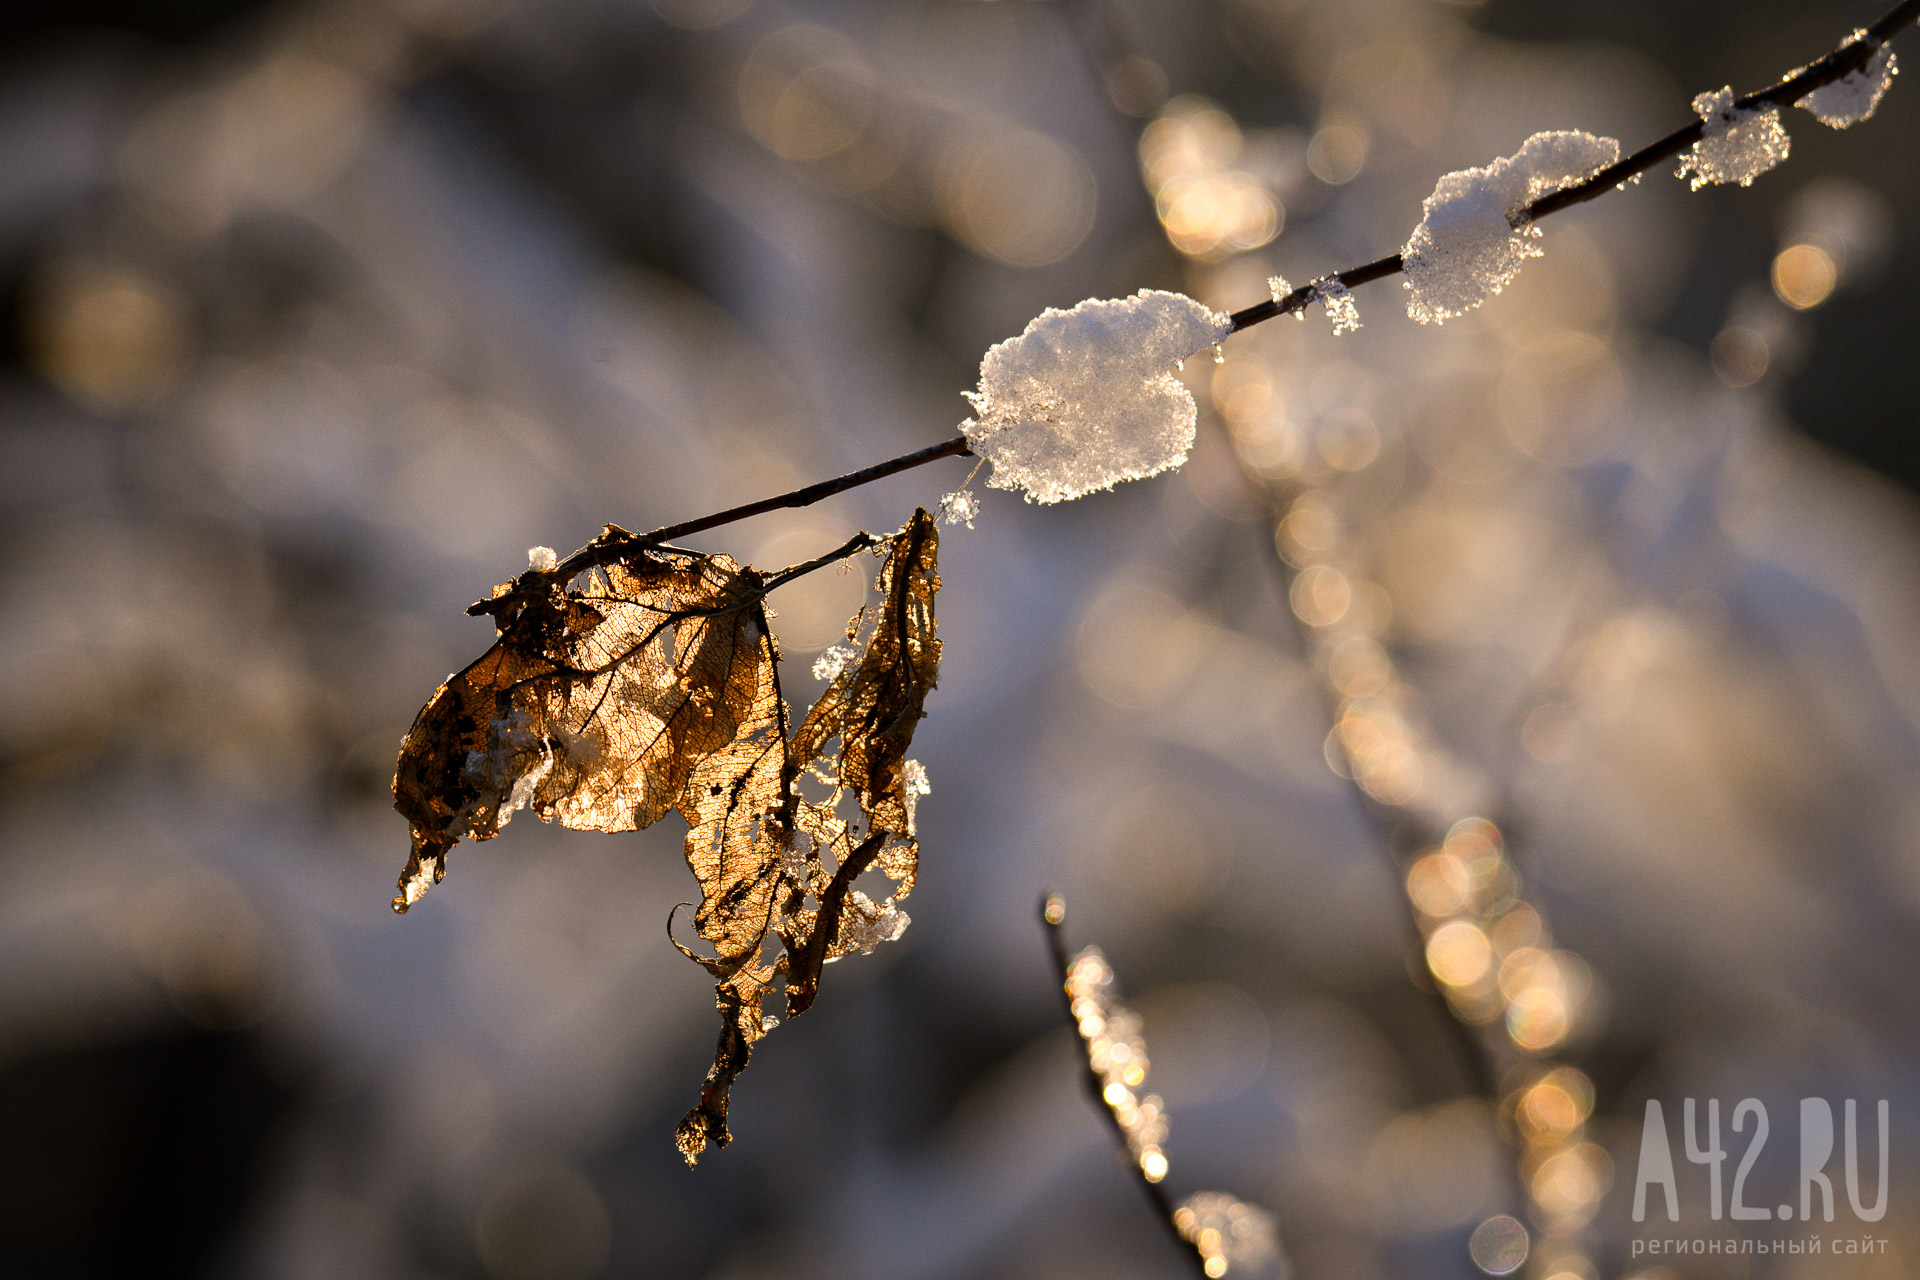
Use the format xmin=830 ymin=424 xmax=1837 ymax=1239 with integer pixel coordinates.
xmin=786 ymin=508 xmax=940 ymax=1015
xmin=390 ymin=514 xmax=940 ymax=1165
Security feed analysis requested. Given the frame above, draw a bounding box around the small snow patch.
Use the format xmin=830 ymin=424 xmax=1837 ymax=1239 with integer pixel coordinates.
xmin=1797 ymin=33 xmax=1897 ymax=128
xmin=1402 ymin=131 xmax=1621 ymax=325
xmin=938 ymin=488 xmax=979 ymax=529
xmin=1677 ymin=88 xmax=1789 ymax=189
xmin=1313 ymin=277 xmax=1361 ymax=335
xmin=812 ymin=644 xmax=857 ymax=682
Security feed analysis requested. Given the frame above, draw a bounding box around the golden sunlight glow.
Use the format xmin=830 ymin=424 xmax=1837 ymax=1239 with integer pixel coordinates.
xmin=1771 ymin=242 xmax=1837 ymax=310
xmin=1426 ymin=920 xmax=1493 ymax=988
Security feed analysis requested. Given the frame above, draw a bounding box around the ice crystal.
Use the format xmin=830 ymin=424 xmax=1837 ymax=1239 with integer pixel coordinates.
xmin=835 ymin=890 xmax=910 ymax=955
xmin=960 ymin=289 xmax=1233 ymax=504
xmin=1677 ymin=88 xmax=1790 ymax=190
xmin=527 ymin=545 xmax=558 ymax=571
xmin=1402 ymin=131 xmax=1621 ymax=325
xmin=1174 ymin=1193 xmax=1281 ymax=1278
xmin=1313 ymin=276 xmax=1360 ymax=335
xmin=1797 ymin=33 xmax=1898 ymax=128
xmin=900 ymin=758 xmax=930 ymax=835
xmin=812 ymin=644 xmax=857 ymax=682
xmin=937 ymin=487 xmax=979 ymax=529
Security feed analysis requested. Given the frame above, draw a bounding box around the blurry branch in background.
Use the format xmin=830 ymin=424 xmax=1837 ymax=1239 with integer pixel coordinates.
xmin=1041 ymin=895 xmax=1282 ymax=1280
xmin=601 ymin=0 xmax=1918 ymax=549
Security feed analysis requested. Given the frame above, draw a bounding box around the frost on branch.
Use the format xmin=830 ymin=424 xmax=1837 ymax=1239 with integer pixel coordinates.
xmin=960 ymin=289 xmax=1232 ymax=504
xmin=1798 ymin=32 xmax=1898 ymax=128
xmin=1174 ymin=1193 xmax=1281 ymax=1278
xmin=1402 ymin=131 xmax=1621 ymax=325
xmin=1065 ymin=946 xmax=1169 ymax=1182
xmin=391 ymin=514 xmax=942 ymax=1165
xmin=1677 ymin=88 xmax=1789 ymax=189
xmin=1057 ymin=923 xmax=1284 ymax=1275
xmin=1312 ymin=276 xmax=1360 ymax=335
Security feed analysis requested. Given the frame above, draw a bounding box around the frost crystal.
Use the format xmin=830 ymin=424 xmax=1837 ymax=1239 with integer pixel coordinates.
xmin=837 ymin=891 xmax=909 ymax=955
xmin=527 ymin=545 xmax=558 ymax=572
xmin=1797 ymin=34 xmax=1898 ymax=128
xmin=900 ymin=758 xmax=930 ymax=835
xmin=1267 ymin=275 xmax=1292 ymax=305
xmin=1312 ymin=276 xmax=1361 ymax=335
xmin=1402 ymin=131 xmax=1621 ymax=325
xmin=937 ymin=488 xmax=979 ymax=529
xmin=812 ymin=644 xmax=857 ymax=682
xmin=1677 ymin=88 xmax=1790 ymax=190
xmin=960 ymin=289 xmax=1234 ymax=504
xmin=1174 ymin=1193 xmax=1281 ymax=1277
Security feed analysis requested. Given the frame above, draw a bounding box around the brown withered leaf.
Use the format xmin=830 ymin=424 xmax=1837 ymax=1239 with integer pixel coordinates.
xmin=391 ymin=516 xmax=941 ymax=1167
xmin=785 ymin=509 xmax=940 ymax=1015
xmin=391 ymin=543 xmax=777 ymax=913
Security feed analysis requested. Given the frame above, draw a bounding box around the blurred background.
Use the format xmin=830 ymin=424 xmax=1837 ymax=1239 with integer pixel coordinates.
xmin=1 ymin=0 xmax=1918 ymax=1277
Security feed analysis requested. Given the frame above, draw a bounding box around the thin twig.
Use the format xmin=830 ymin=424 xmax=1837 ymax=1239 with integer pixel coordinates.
xmin=646 ymin=437 xmax=973 ymax=543
xmin=609 ymin=1 xmax=1918 ymax=545
xmin=1040 ymin=894 xmax=1208 ymax=1279
xmin=1231 ymin=0 xmax=1920 ymax=331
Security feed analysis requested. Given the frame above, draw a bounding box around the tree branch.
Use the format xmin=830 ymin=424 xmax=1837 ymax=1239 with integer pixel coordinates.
xmin=573 ymin=1 xmax=1916 ymax=548
xmin=1230 ymin=0 xmax=1920 ymax=331
xmin=1040 ymin=894 xmax=1208 ymax=1279
xmin=646 ymin=437 xmax=973 ymax=543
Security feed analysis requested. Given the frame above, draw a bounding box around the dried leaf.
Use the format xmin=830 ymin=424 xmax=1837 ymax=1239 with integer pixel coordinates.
xmin=390 ymin=516 xmax=943 ymax=1166
xmin=391 ymin=543 xmax=775 ymax=912
xmin=786 ymin=510 xmax=940 ymax=1013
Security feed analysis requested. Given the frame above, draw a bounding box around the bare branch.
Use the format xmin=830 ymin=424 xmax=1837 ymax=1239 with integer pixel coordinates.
xmin=1232 ymin=0 xmax=1920 ymax=331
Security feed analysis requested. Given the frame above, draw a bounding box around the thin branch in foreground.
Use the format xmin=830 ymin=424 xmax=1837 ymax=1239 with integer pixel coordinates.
xmin=591 ymin=0 xmax=1918 ymax=551
xmin=1041 ymin=894 xmax=1209 ymax=1278
xmin=647 ymin=436 xmax=973 ymax=543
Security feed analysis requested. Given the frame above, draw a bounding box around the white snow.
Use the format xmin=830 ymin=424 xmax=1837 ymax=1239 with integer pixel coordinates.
xmin=960 ymin=289 xmax=1233 ymax=504
xmin=1401 ymin=131 xmax=1621 ymax=325
xmin=1314 ymin=277 xmax=1361 ymax=335
xmin=812 ymin=644 xmax=857 ymax=682
xmin=900 ymin=757 xmax=930 ymax=834
xmin=396 ymin=850 xmax=443 ymax=910
xmin=527 ymin=545 xmax=558 ymax=572
xmin=1676 ymin=88 xmax=1790 ymax=190
xmin=937 ymin=488 xmax=979 ymax=529
xmin=1797 ymin=33 xmax=1898 ymax=128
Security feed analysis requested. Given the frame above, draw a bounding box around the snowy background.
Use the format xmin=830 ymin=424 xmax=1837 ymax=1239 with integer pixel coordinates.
xmin=2 ymin=0 xmax=1919 ymax=1278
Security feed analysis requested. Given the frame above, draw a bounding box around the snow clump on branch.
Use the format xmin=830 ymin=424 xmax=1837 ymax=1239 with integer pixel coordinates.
xmin=960 ymin=289 xmax=1232 ymax=504
xmin=1677 ymin=88 xmax=1790 ymax=189
xmin=1401 ymin=131 xmax=1621 ymax=325
xmin=1797 ymin=32 xmax=1899 ymax=128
